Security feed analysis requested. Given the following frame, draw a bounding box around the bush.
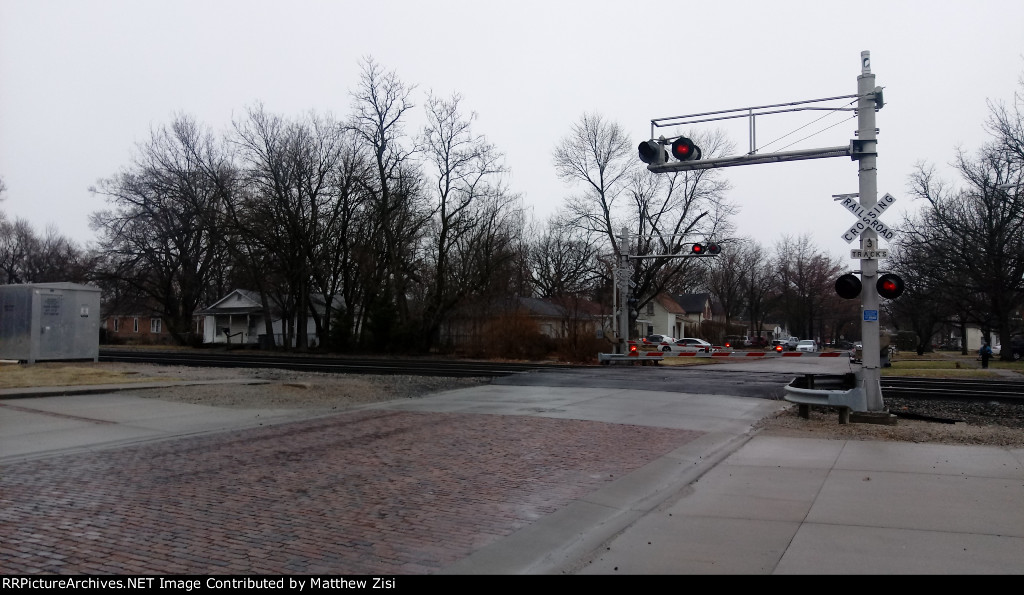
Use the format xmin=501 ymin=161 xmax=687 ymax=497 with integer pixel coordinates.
xmin=895 ymin=331 xmax=918 ymax=352
xmin=463 ymin=313 xmax=554 ymax=360
xmin=553 ymin=335 xmax=609 ymax=363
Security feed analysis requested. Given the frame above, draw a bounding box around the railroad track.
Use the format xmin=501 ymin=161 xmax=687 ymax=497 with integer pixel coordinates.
xmin=99 ymin=349 xmax=1024 ymax=404
xmin=98 ymin=349 xmax=564 ymax=378
xmin=881 ymin=377 xmax=1024 ymax=404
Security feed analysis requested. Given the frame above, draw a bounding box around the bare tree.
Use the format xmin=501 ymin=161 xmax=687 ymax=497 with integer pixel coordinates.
xmin=90 ymin=115 xmax=232 ymax=344
xmin=232 ymin=106 xmax=352 ymax=350
xmin=0 ymin=217 xmax=34 ymax=284
xmin=736 ymin=240 xmax=776 ymax=343
xmin=528 ymin=213 xmax=603 ymax=299
xmin=312 ymin=130 xmax=374 ymax=350
xmin=21 ymin=225 xmax=91 ymax=283
xmin=905 ymin=151 xmax=1024 ymax=359
xmin=414 ymin=92 xmax=524 ymax=351
xmin=554 ymin=113 xmax=635 ymax=251
xmin=986 ymin=70 xmax=1024 ymax=163
xmin=705 ymin=242 xmax=747 ymax=330
xmin=885 ymin=236 xmax=956 ymax=353
xmin=347 ymin=57 xmax=430 ymax=348
xmin=553 ymin=113 xmax=734 ymax=338
xmin=772 ymin=234 xmax=844 ymax=341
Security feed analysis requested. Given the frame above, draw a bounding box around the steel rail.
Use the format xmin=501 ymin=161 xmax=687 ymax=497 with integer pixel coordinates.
xmin=98 ymin=349 xmax=563 ymax=378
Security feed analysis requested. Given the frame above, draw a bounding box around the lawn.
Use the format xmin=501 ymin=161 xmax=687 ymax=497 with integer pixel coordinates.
xmin=0 ymin=362 xmax=173 ymax=389
xmin=882 ymin=355 xmax=1023 ymax=379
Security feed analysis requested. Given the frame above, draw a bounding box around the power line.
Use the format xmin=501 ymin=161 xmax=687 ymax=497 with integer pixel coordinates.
xmin=757 ymin=99 xmax=857 ymax=153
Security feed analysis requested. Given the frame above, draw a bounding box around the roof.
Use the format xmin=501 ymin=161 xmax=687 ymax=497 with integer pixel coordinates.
xmin=516 ymin=296 xmax=600 ymax=319
xmin=195 ymin=289 xmax=263 ymax=315
xmin=517 ymin=297 xmax=567 ymax=318
xmin=195 ymin=289 xmax=344 ymax=317
xmin=0 ymin=282 xmax=100 ymax=294
xmin=672 ymin=293 xmax=711 ymax=314
xmin=655 ymin=293 xmax=686 ymax=315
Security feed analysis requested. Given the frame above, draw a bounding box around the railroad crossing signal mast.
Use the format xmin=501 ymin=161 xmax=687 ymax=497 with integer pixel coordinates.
xmin=639 ymin=51 xmax=890 ymax=412
xmin=614 ymin=228 xmax=720 ymax=355
xmin=854 ymin=52 xmax=885 ymax=411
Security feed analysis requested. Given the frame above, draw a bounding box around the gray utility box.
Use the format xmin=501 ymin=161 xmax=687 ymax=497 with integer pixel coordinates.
xmin=0 ymin=283 xmax=101 ymax=364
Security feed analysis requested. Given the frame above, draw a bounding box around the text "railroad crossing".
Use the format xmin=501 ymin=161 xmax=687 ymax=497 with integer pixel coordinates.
xmin=840 ymin=192 xmax=896 ymax=243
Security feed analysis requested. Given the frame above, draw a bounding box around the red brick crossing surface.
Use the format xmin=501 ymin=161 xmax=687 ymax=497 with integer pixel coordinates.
xmin=1 ymin=410 xmax=703 ymax=574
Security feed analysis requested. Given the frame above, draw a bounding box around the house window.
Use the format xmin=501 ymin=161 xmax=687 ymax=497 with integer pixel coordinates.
xmin=151 ymin=318 xmax=162 ymax=333
xmin=113 ymin=318 xmax=120 ymax=332
xmin=133 ymin=318 xmax=139 ymax=333
xmin=646 ymin=303 xmax=654 ymax=315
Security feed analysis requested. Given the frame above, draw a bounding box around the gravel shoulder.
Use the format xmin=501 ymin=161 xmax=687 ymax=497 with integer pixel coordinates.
xmin=16 ymin=362 xmax=1024 ymax=448
xmin=753 ymin=405 xmax=1024 ymax=447
xmin=101 ymin=363 xmax=492 ymax=412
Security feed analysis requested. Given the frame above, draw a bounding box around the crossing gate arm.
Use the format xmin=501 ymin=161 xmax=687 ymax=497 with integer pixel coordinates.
xmin=668 ymin=350 xmax=848 ymax=358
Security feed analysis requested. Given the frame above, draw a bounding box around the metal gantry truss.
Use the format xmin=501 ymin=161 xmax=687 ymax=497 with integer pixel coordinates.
xmin=627 ymin=51 xmax=888 ymax=414
xmin=643 ymin=90 xmax=882 ymax=173
xmin=613 ymin=229 xmax=720 ymax=354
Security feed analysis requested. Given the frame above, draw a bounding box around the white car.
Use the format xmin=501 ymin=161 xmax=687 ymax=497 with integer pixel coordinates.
xmin=670 ymin=337 xmax=714 ymax=353
xmin=642 ymin=335 xmax=678 ymax=352
xmin=796 ymin=340 xmax=818 ymax=353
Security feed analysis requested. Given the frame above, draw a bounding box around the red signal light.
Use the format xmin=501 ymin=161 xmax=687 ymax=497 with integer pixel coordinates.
xmin=876 ymin=273 xmax=905 ymax=299
xmin=671 ymin=137 xmax=702 ymax=161
xmin=774 ymin=344 xmax=783 ymax=352
xmin=691 ymin=243 xmax=705 ymax=255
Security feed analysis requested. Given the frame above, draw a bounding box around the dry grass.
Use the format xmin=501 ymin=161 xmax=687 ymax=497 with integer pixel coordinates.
xmin=880 ymin=368 xmax=1008 ymax=379
xmin=657 ymin=357 xmax=722 ymax=367
xmin=0 ymin=362 xmax=176 ymax=389
xmin=882 ymin=353 xmax=1023 ymax=379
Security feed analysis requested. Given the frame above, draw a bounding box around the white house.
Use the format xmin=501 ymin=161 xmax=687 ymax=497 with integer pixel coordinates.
xmin=195 ymin=289 xmax=321 ymax=347
xmin=634 ymin=293 xmax=719 ymax=339
xmin=635 ymin=293 xmax=690 ymax=339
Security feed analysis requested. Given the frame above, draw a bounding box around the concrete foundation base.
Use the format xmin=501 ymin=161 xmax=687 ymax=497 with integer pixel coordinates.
xmin=850 ymin=411 xmax=899 ymax=425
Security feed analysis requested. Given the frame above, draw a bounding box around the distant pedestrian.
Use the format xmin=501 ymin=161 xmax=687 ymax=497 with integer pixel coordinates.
xmin=980 ymin=342 xmax=992 ymax=369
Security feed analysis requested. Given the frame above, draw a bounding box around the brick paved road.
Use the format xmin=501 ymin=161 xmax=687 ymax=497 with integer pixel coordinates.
xmin=1 ymin=409 xmax=703 ymax=574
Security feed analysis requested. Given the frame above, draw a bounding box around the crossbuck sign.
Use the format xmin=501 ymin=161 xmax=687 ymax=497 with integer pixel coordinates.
xmin=839 ymin=192 xmax=896 ymax=243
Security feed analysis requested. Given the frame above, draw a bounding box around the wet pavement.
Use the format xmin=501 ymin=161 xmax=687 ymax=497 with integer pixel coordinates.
xmin=3 ymin=361 xmax=1023 ymax=575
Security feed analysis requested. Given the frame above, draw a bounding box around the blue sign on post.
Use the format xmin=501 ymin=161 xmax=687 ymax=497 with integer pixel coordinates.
xmin=864 ymin=309 xmax=878 ymax=321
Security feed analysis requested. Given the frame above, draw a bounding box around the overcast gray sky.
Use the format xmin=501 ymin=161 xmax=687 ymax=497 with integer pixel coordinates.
xmin=2 ymin=0 xmax=1023 ymax=263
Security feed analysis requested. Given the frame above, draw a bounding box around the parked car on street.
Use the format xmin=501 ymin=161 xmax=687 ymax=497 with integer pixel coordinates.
xmin=748 ymin=336 xmax=769 ymax=348
xmin=1010 ymin=335 xmax=1024 ymax=360
xmin=670 ymin=337 xmax=714 ymax=353
xmin=785 ymin=337 xmax=800 ymax=350
xmin=796 ymin=339 xmax=818 ymax=353
xmin=992 ymin=336 xmax=1024 ymax=360
xmin=723 ymin=335 xmax=746 ymax=349
xmin=642 ymin=335 xmax=677 ymax=351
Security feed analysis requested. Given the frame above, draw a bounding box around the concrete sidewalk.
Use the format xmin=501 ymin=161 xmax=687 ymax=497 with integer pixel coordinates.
xmin=570 ymin=436 xmax=1024 ymax=574
xmin=2 ymin=376 xmax=1023 ymax=574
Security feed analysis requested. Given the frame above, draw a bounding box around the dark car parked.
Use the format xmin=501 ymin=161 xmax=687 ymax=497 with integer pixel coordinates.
xmin=748 ymin=336 xmax=769 ymax=348
xmin=1010 ymin=335 xmax=1024 ymax=360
